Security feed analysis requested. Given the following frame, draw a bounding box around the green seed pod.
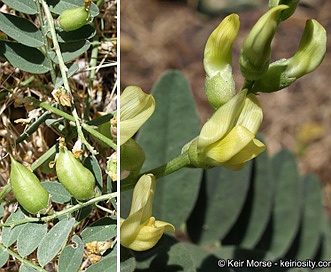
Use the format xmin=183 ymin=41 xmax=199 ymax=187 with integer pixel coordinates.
xmin=59 ymin=6 xmax=89 ymax=32
xmin=56 ymin=147 xmax=95 ymax=200
xmin=9 ymin=155 xmax=50 ymax=214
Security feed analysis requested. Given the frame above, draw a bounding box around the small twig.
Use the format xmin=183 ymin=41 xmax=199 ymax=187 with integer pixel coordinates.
xmin=0 ymin=192 xmax=117 ymax=228
xmin=15 ymin=111 xmax=52 ymax=145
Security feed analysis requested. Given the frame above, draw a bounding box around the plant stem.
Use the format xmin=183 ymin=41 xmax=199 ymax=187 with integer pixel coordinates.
xmin=26 ymin=97 xmax=117 ymax=150
xmin=0 ymin=192 xmax=117 ymax=228
xmin=241 ymin=79 xmax=254 ymax=92
xmin=40 ymin=0 xmax=96 ymax=155
xmin=89 ymin=22 xmax=100 ymax=88
xmin=15 ymin=111 xmax=52 ymax=145
xmin=121 ymin=153 xmax=191 ymax=191
xmin=35 ymin=1 xmax=56 ymax=84
xmin=0 ymin=184 xmax=12 ymax=201
xmin=26 ymin=97 xmax=75 ymax=122
xmin=0 ymin=243 xmax=47 ymax=271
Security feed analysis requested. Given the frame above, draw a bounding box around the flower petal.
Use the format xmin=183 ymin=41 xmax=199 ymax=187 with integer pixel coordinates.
xmin=120 ymin=86 xmax=155 ymax=145
xmin=129 ymin=174 xmax=156 ymax=222
xmin=120 ymin=212 xmax=145 ymax=246
xmin=205 ymin=125 xmax=255 ymax=164
xmin=123 ymin=217 xmax=175 ymax=251
xmin=204 ymin=14 xmax=240 ymax=78
xmin=236 ymin=93 xmax=263 ymax=134
xmin=239 ymin=5 xmax=288 ymax=80
xmin=198 ymin=89 xmax=246 ymax=148
xmin=120 ymin=175 xmax=157 ymax=248
xmin=286 ymin=19 xmax=327 ymax=78
xmin=225 ymin=138 xmax=266 ymax=166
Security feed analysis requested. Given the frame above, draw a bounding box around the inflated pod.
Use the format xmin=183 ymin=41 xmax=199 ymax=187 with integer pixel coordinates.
xmin=9 ymin=155 xmax=50 ymax=214
xmin=59 ymin=6 xmax=89 ymax=32
xmin=56 ymin=147 xmax=95 ymax=200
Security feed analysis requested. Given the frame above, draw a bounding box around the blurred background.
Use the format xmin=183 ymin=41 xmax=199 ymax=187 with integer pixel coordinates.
xmin=120 ymin=0 xmax=331 ymax=215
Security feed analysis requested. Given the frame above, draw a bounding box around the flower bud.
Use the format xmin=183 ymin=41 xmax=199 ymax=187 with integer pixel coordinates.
xmin=251 ymin=19 xmax=327 ymax=93
xmin=269 ymin=0 xmax=299 ymax=22
xmin=239 ymin=5 xmax=288 ymax=81
xmin=286 ymin=19 xmax=326 ymax=78
xmin=204 ymin=14 xmax=240 ymax=109
xmin=120 ymin=86 xmax=155 ymax=145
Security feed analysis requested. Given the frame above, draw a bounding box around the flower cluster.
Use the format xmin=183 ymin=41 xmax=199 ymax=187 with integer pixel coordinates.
xmin=120 ymin=1 xmax=326 ymax=252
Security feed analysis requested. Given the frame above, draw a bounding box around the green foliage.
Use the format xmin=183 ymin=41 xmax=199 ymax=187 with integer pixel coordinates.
xmin=17 ymin=223 xmax=47 ymax=257
xmin=37 ymin=218 xmax=76 ymax=267
xmin=0 ymin=0 xmax=117 ymax=271
xmin=0 ymin=12 xmax=43 ymax=47
xmin=58 ymin=235 xmax=84 ymax=272
xmin=1 ymin=209 xmax=26 ymax=247
xmin=49 ymin=40 xmax=91 ymax=63
xmin=0 ymin=0 xmax=97 ymax=74
xmin=85 ymin=254 xmax=117 ymax=272
xmin=0 ymin=41 xmax=50 ymax=74
xmin=1 ymin=0 xmax=37 ymax=15
xmin=81 ymin=217 xmax=117 ymax=243
xmin=121 ymin=70 xmax=330 ymax=271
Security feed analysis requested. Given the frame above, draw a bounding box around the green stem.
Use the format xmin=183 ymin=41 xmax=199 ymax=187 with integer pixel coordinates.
xmin=40 ymin=0 xmax=96 ymax=155
xmin=0 ymin=243 xmax=47 ymax=271
xmin=89 ymin=23 xmax=100 ymax=88
xmin=0 ymin=184 xmax=12 ymax=201
xmin=241 ymin=79 xmax=254 ymax=92
xmin=35 ymin=1 xmax=56 ymax=84
xmin=0 ymin=192 xmax=117 ymax=228
xmin=26 ymin=98 xmax=75 ymax=122
xmin=15 ymin=111 xmax=52 ymax=145
xmin=121 ymin=153 xmax=191 ymax=191
xmin=25 ymin=97 xmax=117 ymax=150
xmin=82 ymin=123 xmax=117 ymax=150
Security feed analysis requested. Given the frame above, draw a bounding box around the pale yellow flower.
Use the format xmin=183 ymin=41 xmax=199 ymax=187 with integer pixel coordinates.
xmin=120 ymin=86 xmax=155 ymax=145
xmin=120 ymin=174 xmax=175 ymax=251
xmin=187 ymin=89 xmax=265 ymax=170
xmin=239 ymin=5 xmax=288 ymax=80
xmin=251 ymin=19 xmax=327 ymax=94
